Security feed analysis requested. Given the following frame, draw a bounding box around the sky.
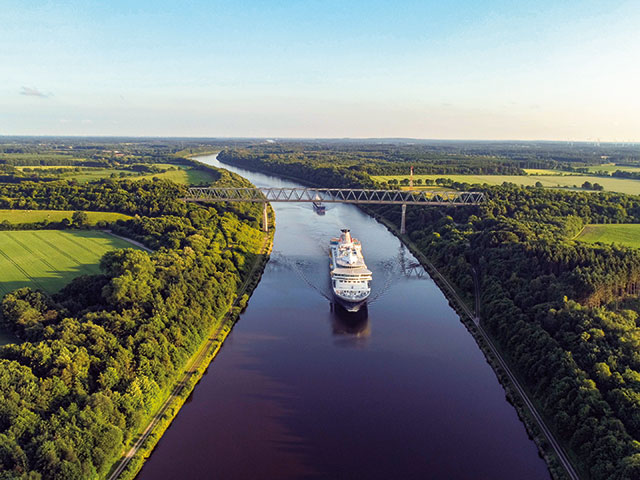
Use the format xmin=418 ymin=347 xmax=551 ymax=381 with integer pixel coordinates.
xmin=2 ymin=0 xmax=639 ymax=140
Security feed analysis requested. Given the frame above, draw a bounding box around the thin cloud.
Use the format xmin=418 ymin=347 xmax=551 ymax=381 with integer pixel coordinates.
xmin=20 ymin=86 xmax=51 ymax=98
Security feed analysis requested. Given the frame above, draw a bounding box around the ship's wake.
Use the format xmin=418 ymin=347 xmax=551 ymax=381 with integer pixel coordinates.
xmin=271 ymin=251 xmax=416 ymax=307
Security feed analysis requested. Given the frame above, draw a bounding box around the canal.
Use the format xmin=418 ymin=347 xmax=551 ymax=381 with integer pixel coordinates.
xmin=137 ymin=154 xmax=550 ymax=479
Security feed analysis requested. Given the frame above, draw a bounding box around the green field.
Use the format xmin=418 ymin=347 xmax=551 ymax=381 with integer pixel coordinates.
xmin=15 ymin=163 xmax=218 ymax=184
xmin=0 ymin=210 xmax=131 ymax=224
xmin=585 ymin=164 xmax=640 ymax=174
xmin=575 ymin=224 xmax=640 ymax=249
xmin=0 ymin=152 xmax=86 ymax=163
xmin=372 ymin=174 xmax=640 ymax=195
xmin=523 ymin=168 xmax=568 ymax=175
xmin=0 ymin=230 xmax=141 ymax=295
xmin=45 ymin=164 xmax=217 ymax=184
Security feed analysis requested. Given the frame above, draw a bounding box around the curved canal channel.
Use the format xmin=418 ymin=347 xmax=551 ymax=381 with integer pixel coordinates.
xmin=137 ymin=154 xmax=550 ymax=479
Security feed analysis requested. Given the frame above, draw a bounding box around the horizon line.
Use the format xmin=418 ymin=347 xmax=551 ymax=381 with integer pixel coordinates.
xmin=0 ymin=134 xmax=638 ymax=145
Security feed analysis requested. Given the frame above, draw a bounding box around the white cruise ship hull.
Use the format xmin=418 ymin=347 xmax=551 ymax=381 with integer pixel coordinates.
xmin=329 ymin=229 xmax=372 ymax=313
xmin=332 ymin=294 xmax=368 ymax=313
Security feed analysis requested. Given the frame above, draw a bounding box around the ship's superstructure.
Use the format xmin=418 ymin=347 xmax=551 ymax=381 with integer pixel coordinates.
xmin=329 ymin=229 xmax=372 ymax=311
xmin=313 ymin=201 xmax=326 ymax=214
xmin=312 ymin=194 xmax=325 ymax=214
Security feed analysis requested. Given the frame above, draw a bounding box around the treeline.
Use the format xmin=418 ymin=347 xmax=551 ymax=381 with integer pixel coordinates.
xmin=0 ymin=169 xmax=265 ymax=478
xmin=0 ymin=211 xmax=111 ymax=232
xmin=0 ymin=179 xmax=188 ymax=216
xmin=218 ymin=149 xmax=376 ymax=188
xmin=218 ymin=147 xmax=525 ymax=177
xmin=612 ymin=170 xmax=640 ymax=180
xmin=219 ymin=148 xmax=640 ymax=478
xmin=372 ymin=187 xmax=640 ymax=479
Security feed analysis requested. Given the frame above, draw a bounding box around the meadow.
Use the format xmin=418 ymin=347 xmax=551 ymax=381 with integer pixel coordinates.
xmin=0 ymin=210 xmax=131 ymax=224
xmin=575 ymin=224 xmax=640 ymax=249
xmin=0 ymin=230 xmax=141 ymax=295
xmin=372 ymin=174 xmax=640 ymax=195
xmin=16 ymin=163 xmax=219 ymax=184
xmin=585 ymin=164 xmax=640 ymax=174
xmin=62 ymin=164 xmax=219 ymax=184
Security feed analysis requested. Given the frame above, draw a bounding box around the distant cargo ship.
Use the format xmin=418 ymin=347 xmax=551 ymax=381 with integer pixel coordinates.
xmin=329 ymin=229 xmax=372 ymax=312
xmin=312 ymin=195 xmax=326 ymax=214
xmin=313 ymin=201 xmax=326 ymax=214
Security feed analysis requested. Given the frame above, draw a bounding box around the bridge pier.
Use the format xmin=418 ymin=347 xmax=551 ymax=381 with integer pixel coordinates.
xmin=262 ymin=202 xmax=269 ymax=232
xmin=400 ymin=204 xmax=407 ymax=234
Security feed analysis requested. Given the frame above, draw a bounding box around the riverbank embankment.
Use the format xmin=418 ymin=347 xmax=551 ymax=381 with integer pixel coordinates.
xmin=211 ymin=154 xmax=573 ymax=480
xmin=108 ymin=220 xmax=274 ymax=480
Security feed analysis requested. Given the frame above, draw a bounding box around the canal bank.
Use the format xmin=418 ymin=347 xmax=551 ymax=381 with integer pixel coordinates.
xmin=210 ymin=154 xmax=573 ymax=478
xmin=367 ymin=209 xmax=576 ymax=480
xmin=137 ymin=153 xmax=551 ymax=480
xmin=108 ymin=212 xmax=274 ymax=480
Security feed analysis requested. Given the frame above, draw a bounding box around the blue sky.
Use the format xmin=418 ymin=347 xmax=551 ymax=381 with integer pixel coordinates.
xmin=2 ymin=0 xmax=639 ymax=140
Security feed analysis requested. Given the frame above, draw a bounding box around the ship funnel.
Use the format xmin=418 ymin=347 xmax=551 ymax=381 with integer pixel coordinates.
xmin=341 ymin=229 xmax=352 ymax=243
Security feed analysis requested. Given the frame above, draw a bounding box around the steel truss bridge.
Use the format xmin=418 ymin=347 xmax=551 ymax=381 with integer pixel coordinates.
xmin=184 ymin=187 xmax=485 ymax=233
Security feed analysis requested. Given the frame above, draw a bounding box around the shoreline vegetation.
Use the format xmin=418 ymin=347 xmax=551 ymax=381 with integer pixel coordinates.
xmin=213 ymin=154 xmax=570 ymax=479
xmin=112 ymin=224 xmax=274 ymax=480
xmin=108 ymin=159 xmax=275 ymax=480
xmin=369 ymin=211 xmax=571 ymax=479
xmin=215 ymin=146 xmax=640 ymax=480
xmin=0 ymin=146 xmax=277 ymax=479
xmin=1 ymin=140 xmax=639 ymax=479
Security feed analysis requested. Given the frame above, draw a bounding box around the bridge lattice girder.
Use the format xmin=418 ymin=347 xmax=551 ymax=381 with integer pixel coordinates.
xmin=184 ymin=187 xmax=484 ymax=206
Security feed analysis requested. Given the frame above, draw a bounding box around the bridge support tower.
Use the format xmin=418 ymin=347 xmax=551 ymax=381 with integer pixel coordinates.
xmin=262 ymin=202 xmax=269 ymax=232
xmin=400 ymin=204 xmax=407 ymax=234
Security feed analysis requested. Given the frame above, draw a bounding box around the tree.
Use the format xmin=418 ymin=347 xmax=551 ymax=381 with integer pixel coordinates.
xmin=72 ymin=211 xmax=89 ymax=227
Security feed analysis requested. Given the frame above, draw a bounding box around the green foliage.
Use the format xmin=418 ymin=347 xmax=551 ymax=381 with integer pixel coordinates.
xmin=71 ymin=211 xmax=88 ymax=227
xmin=220 ymin=147 xmax=640 ymax=479
xmin=0 ymin=162 xmax=264 ymax=478
xmin=0 ymin=210 xmax=131 ymax=229
xmin=0 ymin=230 xmax=143 ymax=295
xmin=577 ymin=224 xmax=640 ymax=249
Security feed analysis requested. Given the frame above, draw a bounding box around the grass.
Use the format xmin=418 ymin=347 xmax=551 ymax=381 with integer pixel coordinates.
xmin=52 ymin=164 xmax=218 ymax=184
xmin=0 ymin=230 xmax=142 ymax=296
xmin=575 ymin=224 xmax=640 ymax=249
xmin=16 ymin=165 xmax=77 ymax=170
xmin=0 ymin=210 xmax=131 ymax=224
xmin=0 ymin=152 xmax=86 ymax=163
xmin=372 ymin=174 xmax=640 ymax=195
xmin=14 ymin=162 xmax=219 ymax=185
xmin=585 ymin=164 xmax=640 ymax=174
xmin=523 ymin=168 xmax=567 ymax=175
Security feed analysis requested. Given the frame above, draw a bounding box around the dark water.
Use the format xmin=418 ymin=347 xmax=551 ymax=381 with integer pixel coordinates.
xmin=138 ymin=154 xmax=550 ymax=480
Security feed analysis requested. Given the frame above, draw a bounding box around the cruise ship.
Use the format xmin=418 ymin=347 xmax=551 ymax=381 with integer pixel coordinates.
xmin=329 ymin=229 xmax=372 ymax=312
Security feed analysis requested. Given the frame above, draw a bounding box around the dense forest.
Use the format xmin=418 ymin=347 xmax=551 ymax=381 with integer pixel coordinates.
xmin=218 ymin=146 xmax=640 ymax=479
xmin=217 ymin=140 xmax=640 ymax=177
xmin=0 ymin=164 xmax=267 ymax=478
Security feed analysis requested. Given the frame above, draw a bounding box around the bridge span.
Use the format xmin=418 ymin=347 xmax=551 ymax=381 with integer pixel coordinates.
xmin=184 ymin=187 xmax=485 ymax=233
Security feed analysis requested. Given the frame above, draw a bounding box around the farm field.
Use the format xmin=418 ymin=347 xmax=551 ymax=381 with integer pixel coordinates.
xmin=371 ymin=174 xmax=640 ymax=195
xmin=523 ymin=168 xmax=569 ymax=175
xmin=0 ymin=230 xmax=142 ymax=295
xmin=0 ymin=152 xmax=86 ymax=164
xmin=0 ymin=210 xmax=131 ymax=224
xmin=63 ymin=164 xmax=217 ymax=184
xmin=575 ymin=224 xmax=640 ymax=249
xmin=585 ymin=164 xmax=640 ymax=174
xmin=15 ymin=163 xmax=219 ymax=184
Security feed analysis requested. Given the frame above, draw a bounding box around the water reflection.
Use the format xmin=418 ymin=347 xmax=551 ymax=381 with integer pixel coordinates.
xmin=330 ymin=302 xmax=370 ymax=339
xmin=137 ymin=153 xmax=552 ymax=480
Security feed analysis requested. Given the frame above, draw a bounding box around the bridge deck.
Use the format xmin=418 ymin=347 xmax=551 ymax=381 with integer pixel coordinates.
xmin=185 ymin=187 xmax=484 ymax=206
